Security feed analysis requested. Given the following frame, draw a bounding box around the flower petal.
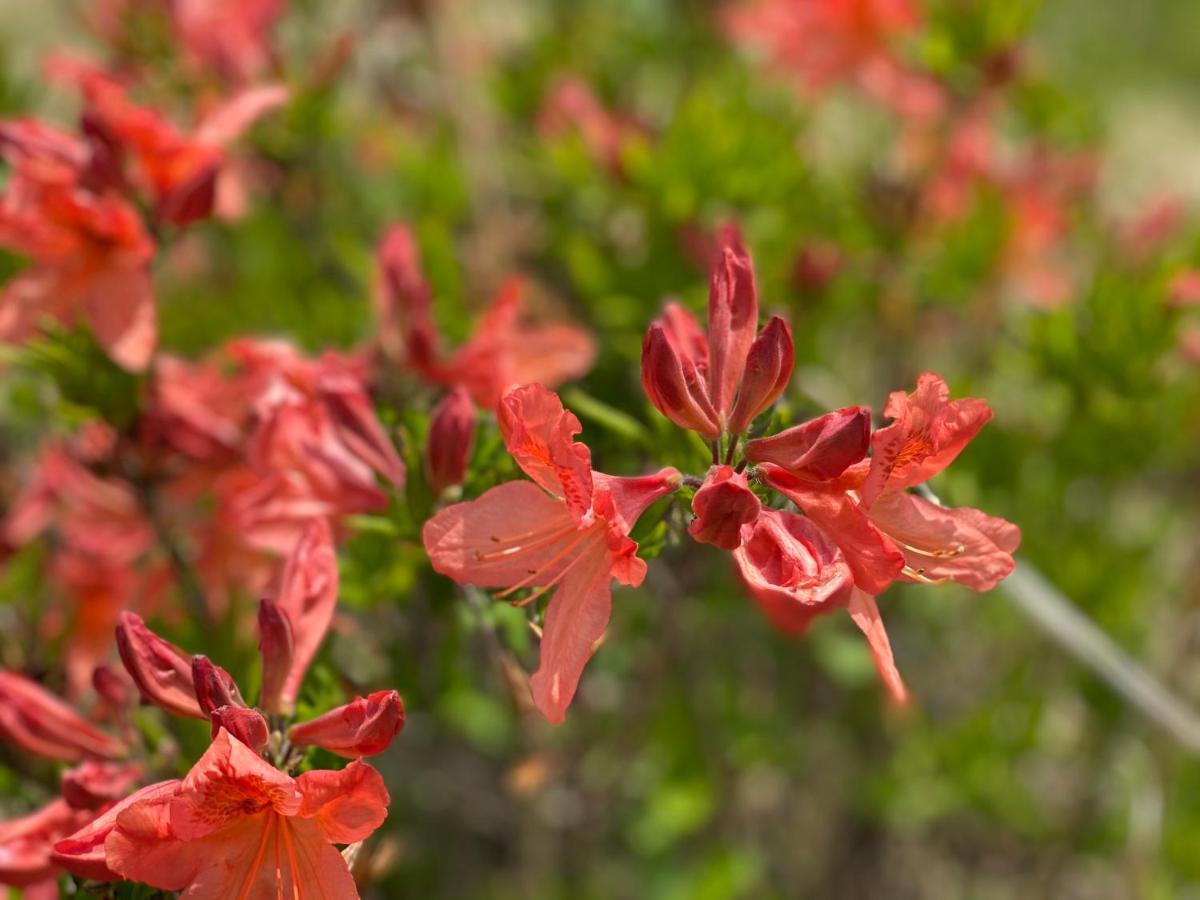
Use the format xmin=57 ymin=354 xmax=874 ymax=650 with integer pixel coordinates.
xmin=273 ymin=519 xmax=339 ymax=711
xmin=732 ymin=508 xmax=854 ymax=632
xmin=498 ymin=384 xmax=593 ymax=516
xmin=423 ymin=480 xmax=583 ymax=588
xmin=846 ymin=589 xmax=908 ymax=704
xmin=53 ymin=780 xmax=180 ymax=883
xmin=761 ymin=466 xmax=905 ymax=595
xmin=528 ymin=544 xmax=614 ymax=724
xmin=296 ymin=760 xmax=390 ymax=844
xmin=862 ymin=372 xmax=992 ymax=506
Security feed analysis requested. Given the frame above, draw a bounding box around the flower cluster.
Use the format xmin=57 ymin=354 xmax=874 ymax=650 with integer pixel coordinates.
xmin=0 ymin=521 xmax=402 ymax=898
xmin=423 ymin=228 xmax=1018 ymax=721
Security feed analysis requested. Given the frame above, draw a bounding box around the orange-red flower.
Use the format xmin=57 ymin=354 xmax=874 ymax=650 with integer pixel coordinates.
xmin=0 ymin=119 xmax=156 ymax=369
xmin=0 ymin=798 xmax=95 ymax=895
xmin=374 ymin=224 xmax=596 ymax=408
xmin=97 ymin=729 xmax=389 ymax=899
xmin=424 ymin=384 xmax=680 ymax=723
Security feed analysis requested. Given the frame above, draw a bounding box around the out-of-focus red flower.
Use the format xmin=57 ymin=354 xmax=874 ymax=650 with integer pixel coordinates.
xmin=0 ymin=119 xmax=156 ymax=370
xmin=115 ymin=611 xmax=205 ymax=720
xmin=0 ymin=671 xmax=127 ymax=762
xmin=642 ymin=226 xmax=793 ymax=439
xmin=0 ymin=798 xmax=96 ymax=893
xmin=1167 ymin=270 xmax=1200 ymax=309
xmin=537 ymin=75 xmax=645 ymax=175
xmin=424 ymin=384 xmax=680 ymax=723
xmin=268 ymin=518 xmax=340 ymax=713
xmin=172 ymin=0 xmax=285 ymax=84
xmin=688 ymin=465 xmax=761 ymax=550
xmin=48 ymin=56 xmax=288 ymax=227
xmin=374 ymin=224 xmax=596 ymax=408
xmin=727 ymin=0 xmax=919 ymax=93
xmin=1118 ymin=195 xmax=1186 ymax=264
xmin=60 ymin=761 xmax=143 ymax=811
xmin=288 ymin=690 xmax=405 ymax=758
xmin=426 ymin=387 xmax=477 ymax=495
xmin=101 ymin=729 xmax=389 ymax=898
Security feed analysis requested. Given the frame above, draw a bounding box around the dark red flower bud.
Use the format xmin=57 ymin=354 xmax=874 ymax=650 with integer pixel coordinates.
xmin=641 ymin=323 xmax=720 ymax=439
xmin=746 ymin=407 xmax=870 ymax=481
xmin=115 ymin=612 xmax=204 ymax=720
xmin=426 ymin=387 xmax=476 ymax=494
xmin=61 ymin=760 xmax=142 ymax=810
xmin=687 ymin=465 xmax=762 ymax=550
xmin=707 ymin=224 xmax=759 ymax=419
xmin=91 ymin=664 xmax=135 ymax=709
xmin=191 ymin=656 xmax=245 ymax=717
xmin=257 ymin=598 xmax=295 ymax=716
xmin=288 ymin=690 xmax=405 ymax=758
xmin=728 ymin=315 xmax=794 ymax=436
xmin=210 ymin=707 xmax=270 ymax=751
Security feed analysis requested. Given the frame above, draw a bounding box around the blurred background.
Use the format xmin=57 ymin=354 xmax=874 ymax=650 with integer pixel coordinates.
xmin=2 ymin=0 xmax=1200 ymax=897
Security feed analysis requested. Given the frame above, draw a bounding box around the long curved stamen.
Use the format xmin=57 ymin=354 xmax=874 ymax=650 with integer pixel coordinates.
xmin=474 ymin=521 xmax=580 ymax=561
xmin=903 ymin=565 xmax=950 ymax=585
xmin=497 ymin=526 xmax=604 ymax=601
xmin=897 ymin=540 xmax=965 ymax=559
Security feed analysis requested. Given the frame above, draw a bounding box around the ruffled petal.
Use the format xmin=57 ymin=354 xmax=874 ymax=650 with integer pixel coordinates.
xmin=498 ymin=384 xmax=593 ymax=516
xmin=862 ymin=372 xmax=992 ymax=505
xmin=296 ymin=760 xmax=390 ymax=844
xmin=54 ymin=780 xmax=180 ymax=882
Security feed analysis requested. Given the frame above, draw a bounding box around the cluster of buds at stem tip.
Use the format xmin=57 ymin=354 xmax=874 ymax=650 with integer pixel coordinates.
xmin=641 ymin=224 xmax=794 ymax=441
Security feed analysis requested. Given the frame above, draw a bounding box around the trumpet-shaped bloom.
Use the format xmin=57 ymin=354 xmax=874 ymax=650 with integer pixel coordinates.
xmin=0 ymin=671 xmax=125 ymax=762
xmin=0 ymin=119 xmax=156 ymax=369
xmin=424 ymin=384 xmax=680 ymax=723
xmin=100 ymin=729 xmax=389 ymax=899
xmin=642 ymin=227 xmax=793 ymax=438
xmin=288 ymin=690 xmax=405 ymax=758
xmin=374 ymin=224 xmax=596 ymax=408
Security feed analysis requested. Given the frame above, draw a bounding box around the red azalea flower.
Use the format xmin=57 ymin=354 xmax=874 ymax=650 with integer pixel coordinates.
xmin=374 ymin=224 xmax=596 ymax=408
xmin=94 ymin=729 xmax=389 ymax=899
xmin=0 ymin=119 xmax=155 ymax=370
xmin=727 ymin=0 xmax=919 ymax=93
xmin=423 ymin=384 xmax=680 ymax=723
xmin=0 ymin=798 xmax=96 ymax=894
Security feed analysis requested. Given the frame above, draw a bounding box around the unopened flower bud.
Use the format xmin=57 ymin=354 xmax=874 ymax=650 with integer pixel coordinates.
xmin=210 ymin=707 xmax=270 ymax=751
xmin=727 ymin=316 xmax=794 ymax=436
xmin=115 ymin=612 xmax=205 ymax=720
xmin=288 ymin=690 xmax=405 ymax=758
xmin=0 ymin=671 xmax=126 ymax=761
xmin=426 ymin=387 xmax=476 ymax=494
xmin=91 ymin=664 xmax=135 ymax=710
xmin=191 ymin=656 xmax=246 ymax=717
xmin=687 ymin=466 xmax=761 ymax=550
xmin=745 ymin=407 xmax=871 ymax=481
xmin=257 ymin=598 xmax=295 ymax=716
xmin=641 ymin=323 xmax=720 ymax=439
